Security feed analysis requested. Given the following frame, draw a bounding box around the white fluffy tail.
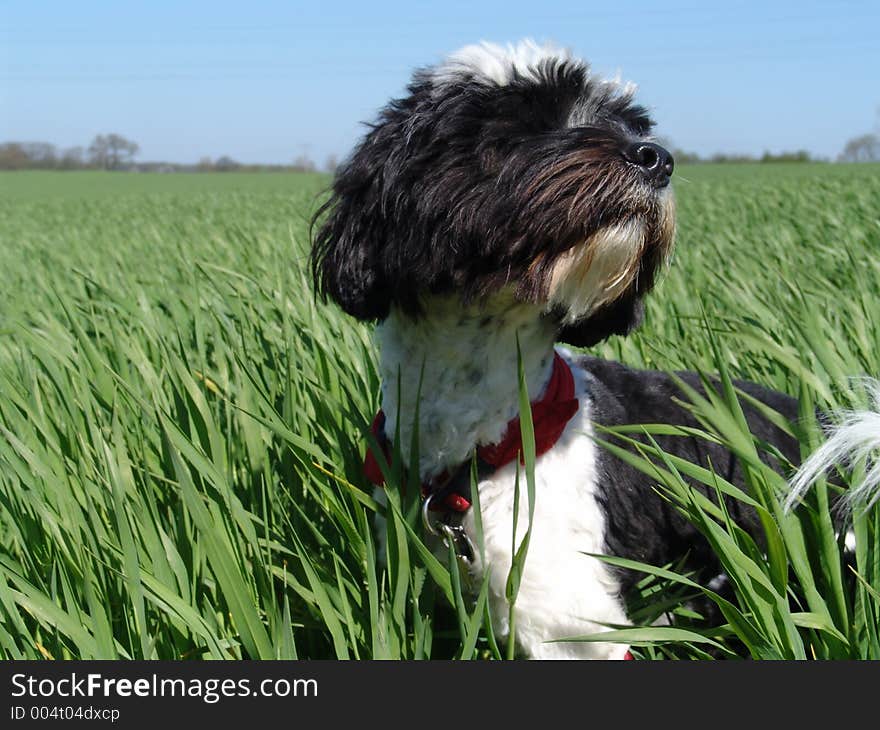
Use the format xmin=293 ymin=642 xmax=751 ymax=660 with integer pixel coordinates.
xmin=785 ymin=380 xmax=880 ymax=514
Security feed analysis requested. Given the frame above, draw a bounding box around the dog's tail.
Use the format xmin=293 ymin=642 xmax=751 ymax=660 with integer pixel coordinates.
xmin=785 ymin=379 xmax=880 ymax=514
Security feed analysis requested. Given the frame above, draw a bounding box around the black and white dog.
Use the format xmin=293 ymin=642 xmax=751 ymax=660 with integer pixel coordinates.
xmin=311 ymin=40 xmax=879 ymax=659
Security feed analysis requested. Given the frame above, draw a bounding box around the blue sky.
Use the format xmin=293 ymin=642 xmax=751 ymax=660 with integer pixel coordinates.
xmin=3 ymin=0 xmax=878 ymax=165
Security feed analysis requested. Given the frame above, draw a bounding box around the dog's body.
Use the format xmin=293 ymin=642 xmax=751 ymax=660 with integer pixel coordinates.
xmin=311 ymin=40 xmax=876 ymax=658
xmin=374 ymin=292 xmax=797 ymax=658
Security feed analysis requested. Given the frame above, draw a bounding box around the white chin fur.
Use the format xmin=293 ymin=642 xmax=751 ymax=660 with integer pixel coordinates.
xmin=546 ymin=218 xmax=646 ymax=324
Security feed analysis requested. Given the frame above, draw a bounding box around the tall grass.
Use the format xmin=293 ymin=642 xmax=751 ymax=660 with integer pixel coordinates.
xmin=0 ymin=165 xmax=878 ymax=659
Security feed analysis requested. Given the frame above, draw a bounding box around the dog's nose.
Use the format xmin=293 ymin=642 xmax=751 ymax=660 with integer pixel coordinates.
xmin=622 ymin=142 xmax=674 ymax=187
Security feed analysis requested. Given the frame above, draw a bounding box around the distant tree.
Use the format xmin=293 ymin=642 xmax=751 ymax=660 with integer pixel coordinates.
xmin=59 ymin=146 xmax=85 ymax=170
xmin=87 ymin=135 xmax=108 ymax=168
xmin=196 ymin=156 xmax=214 ymax=172
xmin=0 ymin=143 xmax=29 ymax=170
xmin=324 ymin=154 xmax=338 ymax=173
xmin=88 ymin=133 xmax=139 ymax=170
xmin=214 ymin=155 xmax=240 ymax=172
xmin=292 ymin=154 xmax=316 ymax=172
xmin=760 ymin=149 xmax=812 ymax=163
xmin=709 ymin=152 xmax=755 ymax=163
xmin=20 ymin=142 xmax=57 ymax=169
xmin=838 ymin=133 xmax=880 ymax=162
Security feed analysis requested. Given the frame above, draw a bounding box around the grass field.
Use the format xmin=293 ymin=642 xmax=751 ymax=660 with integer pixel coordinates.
xmin=1 ymin=164 xmax=878 ymax=660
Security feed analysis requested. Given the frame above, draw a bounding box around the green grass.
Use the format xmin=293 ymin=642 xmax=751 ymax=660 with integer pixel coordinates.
xmin=0 ymin=170 xmax=329 ymax=201
xmin=0 ymin=164 xmax=878 ymax=660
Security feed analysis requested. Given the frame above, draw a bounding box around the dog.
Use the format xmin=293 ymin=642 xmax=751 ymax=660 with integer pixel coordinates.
xmin=311 ymin=40 xmax=879 ymax=659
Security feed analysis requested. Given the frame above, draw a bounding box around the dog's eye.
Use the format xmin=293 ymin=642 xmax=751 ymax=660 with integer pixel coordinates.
xmin=626 ymin=110 xmax=654 ymax=137
xmin=480 ymin=147 xmax=501 ymax=173
xmin=603 ymin=100 xmax=654 ymax=138
xmin=632 ymin=119 xmax=654 ymax=136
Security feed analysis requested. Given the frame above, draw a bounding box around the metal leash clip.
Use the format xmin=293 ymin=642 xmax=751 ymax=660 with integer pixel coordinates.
xmin=421 ymin=493 xmax=475 ymax=565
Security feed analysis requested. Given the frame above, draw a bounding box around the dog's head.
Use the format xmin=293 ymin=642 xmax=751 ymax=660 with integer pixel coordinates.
xmin=312 ymin=40 xmax=676 ymax=347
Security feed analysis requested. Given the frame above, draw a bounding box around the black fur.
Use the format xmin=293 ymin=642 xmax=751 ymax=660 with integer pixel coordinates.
xmin=579 ymin=355 xmax=800 ymax=594
xmin=557 ymin=296 xmax=645 ymax=348
xmin=311 ymin=55 xmax=670 ymax=345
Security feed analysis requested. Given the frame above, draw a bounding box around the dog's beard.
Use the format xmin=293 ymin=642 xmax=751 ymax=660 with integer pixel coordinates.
xmin=545 ymin=190 xmax=676 ymax=324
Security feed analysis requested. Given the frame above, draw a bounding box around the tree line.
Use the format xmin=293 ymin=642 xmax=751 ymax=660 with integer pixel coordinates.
xmin=663 ymin=135 xmax=879 ymax=164
xmin=1 ymin=131 xmax=877 ymax=171
xmin=0 ymin=134 xmax=338 ymax=173
xmin=0 ymin=134 xmax=140 ymax=171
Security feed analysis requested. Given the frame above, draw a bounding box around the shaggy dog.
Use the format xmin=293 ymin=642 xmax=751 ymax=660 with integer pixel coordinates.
xmin=311 ymin=40 xmax=877 ymax=658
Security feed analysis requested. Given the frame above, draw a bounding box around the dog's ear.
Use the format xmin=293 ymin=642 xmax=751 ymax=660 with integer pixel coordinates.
xmin=311 ymin=148 xmax=395 ymax=321
xmin=556 ymin=294 xmax=645 ymax=348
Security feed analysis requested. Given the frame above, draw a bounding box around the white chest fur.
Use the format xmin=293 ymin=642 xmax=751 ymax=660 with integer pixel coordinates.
xmin=376 ymin=295 xmax=556 ymax=480
xmin=461 ymin=357 xmax=628 ymax=659
xmin=375 ymin=296 xmax=629 ymax=659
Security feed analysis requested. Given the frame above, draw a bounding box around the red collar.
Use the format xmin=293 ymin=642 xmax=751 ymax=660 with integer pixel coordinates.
xmin=363 ymin=351 xmax=579 ymax=512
